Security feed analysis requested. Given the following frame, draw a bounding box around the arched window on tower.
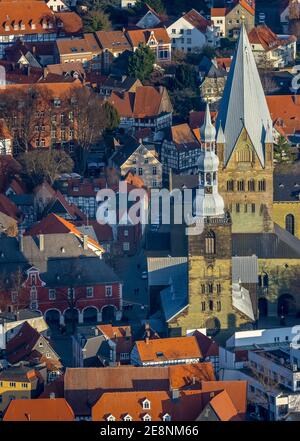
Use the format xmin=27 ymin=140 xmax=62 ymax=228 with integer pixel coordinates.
xmin=205 ymin=230 xmax=216 ymax=255
xmin=248 ymin=179 xmax=255 ymax=192
xmin=237 ymin=146 xmax=252 ymax=162
xmin=227 ymin=180 xmax=234 ymax=191
xmin=286 ymin=214 xmax=295 ymax=235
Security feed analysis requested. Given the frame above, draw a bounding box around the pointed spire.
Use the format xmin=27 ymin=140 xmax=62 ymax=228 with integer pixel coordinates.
xmin=216 ymin=121 xmax=225 ymax=144
xmin=216 ymin=22 xmax=273 ymax=166
xmin=200 ymin=102 xmax=216 ymax=144
xmin=265 ymin=120 xmax=273 ymax=144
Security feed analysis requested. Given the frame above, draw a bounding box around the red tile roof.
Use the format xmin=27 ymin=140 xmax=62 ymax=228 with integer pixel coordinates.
xmin=96 ymin=30 xmax=131 ymax=52
xmin=109 ymin=86 xmax=169 ymax=119
xmin=126 ymin=27 xmax=170 ymax=47
xmin=266 ymin=95 xmax=300 ymax=136
xmin=183 ymin=9 xmax=210 ymax=33
xmin=135 ymin=336 xmax=203 ymax=363
xmin=193 ymin=331 xmax=219 ymax=358
xmin=55 ymin=11 xmax=82 ymax=34
xmin=92 ymin=389 xmax=204 ymax=421
xmin=211 ymin=7 xmax=228 ymax=17
xmin=170 ymin=123 xmax=201 ymax=152
xmin=209 ymin=389 xmax=242 ymax=421
xmin=6 ymin=321 xmax=41 ymax=364
xmin=169 ymin=362 xmax=215 ymax=389
xmin=201 ymin=380 xmax=247 ymax=418
xmin=26 ymin=213 xmax=105 ymax=253
xmin=248 ymin=24 xmax=296 ymax=51
xmin=3 ymin=398 xmax=75 ymax=421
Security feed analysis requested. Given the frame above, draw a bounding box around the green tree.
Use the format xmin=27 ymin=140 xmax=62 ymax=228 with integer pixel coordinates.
xmin=83 ymin=10 xmax=111 ymax=32
xmin=174 ymin=63 xmax=197 ymax=90
xmin=274 ymin=135 xmax=294 ymax=163
xmin=128 ymin=44 xmax=156 ymax=81
xmin=103 ymin=101 xmax=120 ymax=132
xmin=19 ymin=149 xmax=74 ymax=188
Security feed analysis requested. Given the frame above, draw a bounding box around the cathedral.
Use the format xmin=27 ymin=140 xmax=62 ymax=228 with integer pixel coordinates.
xmin=149 ymin=24 xmax=300 ymax=341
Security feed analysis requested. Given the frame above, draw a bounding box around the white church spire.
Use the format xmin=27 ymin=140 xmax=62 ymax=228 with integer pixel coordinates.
xmin=216 ymin=23 xmax=273 ymax=167
xmin=195 ymin=103 xmax=224 ymax=218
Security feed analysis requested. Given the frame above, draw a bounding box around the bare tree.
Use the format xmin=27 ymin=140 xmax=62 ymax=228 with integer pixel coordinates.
xmin=0 ymin=267 xmax=27 ymax=313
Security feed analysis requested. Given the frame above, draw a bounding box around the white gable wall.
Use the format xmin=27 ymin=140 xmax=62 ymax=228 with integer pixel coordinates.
xmin=167 ymin=17 xmax=206 ymax=52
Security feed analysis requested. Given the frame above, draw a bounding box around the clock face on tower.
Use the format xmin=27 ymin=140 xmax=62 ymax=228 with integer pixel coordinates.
xmin=205 ymin=187 xmax=212 ymax=194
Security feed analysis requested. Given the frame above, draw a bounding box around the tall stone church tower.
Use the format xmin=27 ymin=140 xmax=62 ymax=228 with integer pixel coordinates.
xmin=168 ymin=105 xmax=253 ymax=340
xmin=216 ymin=24 xmax=274 ymax=233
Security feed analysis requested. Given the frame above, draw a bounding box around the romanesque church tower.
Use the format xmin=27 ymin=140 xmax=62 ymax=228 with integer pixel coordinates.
xmin=216 ymin=24 xmax=274 ymax=233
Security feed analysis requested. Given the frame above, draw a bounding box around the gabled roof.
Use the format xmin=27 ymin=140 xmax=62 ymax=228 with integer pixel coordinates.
xmin=0 ymin=193 xmax=20 ymax=220
xmin=3 ymin=398 xmax=75 ymax=421
xmin=135 ymin=336 xmax=202 ymax=362
xmin=208 ymin=389 xmax=242 ymax=421
xmin=266 ymin=94 xmax=300 ymax=137
xmin=126 ymin=27 xmax=170 ymax=47
xmin=216 ymin=24 xmax=273 ymax=166
xmin=201 ymin=380 xmax=247 ymax=417
xmin=169 ymin=123 xmax=201 ymax=152
xmin=248 ymin=24 xmax=297 ymax=51
xmin=193 ymin=331 xmax=219 ymax=358
xmin=6 ymin=321 xmax=43 ymax=364
xmin=109 ymin=85 xmax=172 ymax=119
xmin=183 ymin=9 xmax=210 ymax=33
xmin=95 ymin=30 xmax=131 ymax=52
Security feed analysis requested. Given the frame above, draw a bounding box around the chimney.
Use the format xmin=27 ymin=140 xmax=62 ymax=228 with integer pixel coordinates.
xmin=32 ymin=46 xmax=36 ymax=54
xmin=145 ymin=336 xmax=149 ymax=345
xmin=292 ymin=94 xmax=300 ymax=106
xmin=25 ymin=413 xmax=31 ymax=421
xmin=39 ymin=234 xmax=44 ymax=252
xmin=83 ymin=234 xmax=88 ymax=250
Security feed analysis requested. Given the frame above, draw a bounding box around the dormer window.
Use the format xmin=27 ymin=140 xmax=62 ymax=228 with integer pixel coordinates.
xmin=162 ymin=413 xmax=171 ymax=421
xmin=12 ymin=21 xmax=19 ymax=31
xmin=143 ymin=413 xmax=151 ymax=421
xmin=53 ymin=98 xmax=61 ymax=107
xmin=19 ymin=21 xmax=25 ymax=30
xmin=106 ymin=414 xmax=115 ymax=421
xmin=123 ymin=414 xmax=132 ymax=421
xmin=142 ymin=399 xmax=151 ymax=410
xmin=29 ymin=20 xmax=36 ymax=30
xmin=4 ymin=22 xmax=10 ymax=32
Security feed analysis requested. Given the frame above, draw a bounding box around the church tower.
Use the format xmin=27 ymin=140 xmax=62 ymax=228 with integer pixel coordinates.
xmin=168 ymin=104 xmax=252 ymax=340
xmin=216 ymin=23 xmax=274 ymax=233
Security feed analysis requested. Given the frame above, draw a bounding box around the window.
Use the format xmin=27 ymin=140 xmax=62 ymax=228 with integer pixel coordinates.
xmin=209 ymin=300 xmax=214 ymax=311
xmin=152 ymin=166 xmax=157 ymax=175
xmin=123 ymin=414 xmax=132 ymax=421
xmin=123 ymin=242 xmax=130 ymax=251
xmin=217 ymin=301 xmax=221 ymax=311
xmin=86 ymin=287 xmax=94 ymax=298
xmin=163 ymin=413 xmax=171 ymax=421
xmin=237 ymin=180 xmax=244 ymax=191
xmin=67 ymin=288 xmax=75 ymax=299
xmin=172 ymin=29 xmax=176 ymax=34
xmin=53 ymin=98 xmax=61 ymax=107
xmin=138 ymin=168 xmax=143 ymax=176
xmin=120 ymin=352 xmax=130 ymax=360
xmin=236 ymin=203 xmax=240 ymax=213
xmin=216 ymin=284 xmax=221 ymax=294
xmin=142 ymin=399 xmax=151 ymax=410
xmin=286 ymin=214 xmax=295 ymax=235
xmin=9 ymin=382 xmax=16 ymax=388
xmin=21 ymin=383 xmax=28 ymax=388
xmin=258 ymin=179 xmax=266 ymax=191
xmin=227 ymin=180 xmax=234 ymax=191
xmin=251 ymin=203 xmax=256 ymax=213
xmin=201 ymin=301 xmax=206 ymax=311
xmin=205 ymin=230 xmax=216 ymax=255
xmin=248 ymin=180 xmax=255 ymax=192
xmin=49 ymin=289 xmax=56 ymax=300
xmin=238 ymin=147 xmax=252 ymax=162
xmin=201 ymin=284 xmax=205 ymax=294
xmin=124 ymin=230 xmax=128 ymax=237
xmin=208 ymin=283 xmax=213 ymax=294
xmin=106 ymin=414 xmax=115 ymax=421
xmin=105 ymin=285 xmax=112 ymax=297
xmin=143 ymin=414 xmax=151 ymax=421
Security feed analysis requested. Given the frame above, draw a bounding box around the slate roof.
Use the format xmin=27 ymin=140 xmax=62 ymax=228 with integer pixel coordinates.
xmin=232 ymin=224 xmax=300 ymax=259
xmin=232 ymin=256 xmax=258 ymax=283
xmin=216 ymin=24 xmax=273 ymax=167
xmin=274 ymin=172 xmax=300 ymax=202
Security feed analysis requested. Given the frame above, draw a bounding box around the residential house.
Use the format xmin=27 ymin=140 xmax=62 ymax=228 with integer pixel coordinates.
xmin=126 ymin=27 xmax=171 ymax=63
xmin=0 ymin=230 xmax=122 ymax=326
xmin=0 ymin=309 xmax=48 ymax=350
xmin=47 ymin=0 xmax=70 ymax=12
xmin=280 ymin=0 xmax=300 ymax=33
xmin=64 ymin=363 xmax=216 ymax=418
xmin=99 ymin=75 xmax=142 ymax=98
xmin=3 ymin=397 xmax=75 ymax=421
xmin=266 ymin=94 xmax=300 ymax=145
xmin=248 ymin=25 xmax=297 ymax=68
xmin=55 ymin=33 xmax=102 ymax=70
xmin=130 ymin=335 xmax=203 ymax=366
xmin=198 ymin=56 xmax=229 ymax=103
xmin=97 ymin=324 xmax=133 ymax=365
xmin=42 ymin=191 xmax=87 ymax=221
xmin=121 ymin=0 xmax=137 ymax=7
xmin=167 ymin=9 xmax=219 ymax=53
xmin=192 ymin=330 xmax=220 ymax=374
xmin=0 ymin=364 xmax=43 ymax=416
xmin=95 ymin=30 xmax=132 ymax=73
xmin=109 ymin=136 xmax=162 ymax=188
xmin=44 ymin=61 xmax=85 ymax=80
xmin=161 ymin=123 xmax=201 ymax=177
xmin=108 ymin=85 xmax=173 ymax=132
xmin=73 ymin=325 xmax=110 ymax=367
xmin=5 ymin=322 xmax=62 ymax=381
xmin=135 ymin=4 xmax=164 ymax=29
xmin=211 ymin=0 xmax=255 ymax=39
xmin=91 ymin=380 xmax=247 ymax=421
xmin=0 ymin=2 xmax=82 ymax=58
xmin=0 ymin=79 xmax=83 ymax=152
